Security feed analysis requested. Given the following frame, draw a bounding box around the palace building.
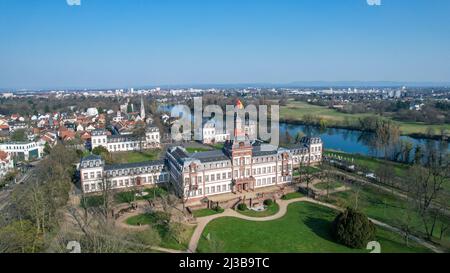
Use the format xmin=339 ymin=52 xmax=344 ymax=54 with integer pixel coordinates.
xmin=90 ymin=126 xmax=160 ymax=152
xmin=80 ymin=104 xmax=323 ymax=203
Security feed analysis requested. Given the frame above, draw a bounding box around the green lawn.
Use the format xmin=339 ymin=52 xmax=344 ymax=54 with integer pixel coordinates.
xmin=114 ymin=187 xmax=167 ymax=204
xmin=192 ymin=208 xmax=224 ymax=218
xmin=294 ymin=166 xmax=322 ymax=176
xmin=125 ymin=211 xmax=195 ymax=251
xmin=315 ymin=181 xmax=344 ymax=190
xmin=111 ymin=150 xmax=160 ymax=164
xmin=281 ymin=192 xmax=306 ymax=200
xmin=237 ymin=203 xmax=280 ymax=218
xmin=185 ymin=147 xmax=212 ymax=153
xmin=280 ymin=100 xmax=450 ymax=136
xmin=322 ymin=185 xmax=450 ymax=248
xmin=197 ymin=202 xmax=430 ymax=253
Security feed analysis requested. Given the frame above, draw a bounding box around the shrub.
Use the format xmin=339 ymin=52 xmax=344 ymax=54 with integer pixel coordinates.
xmin=214 ymin=206 xmax=224 ymax=213
xmin=331 ymin=207 xmax=376 ymax=249
xmin=263 ymin=199 xmax=273 ymax=206
xmin=237 ymin=203 xmax=247 ymax=211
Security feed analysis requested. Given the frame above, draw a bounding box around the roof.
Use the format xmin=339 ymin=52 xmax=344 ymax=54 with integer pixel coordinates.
xmin=81 ymin=154 xmax=102 ymax=162
xmin=104 ymin=159 xmax=165 ymax=171
xmin=252 ymin=145 xmax=279 ymax=157
xmin=189 ymin=150 xmax=230 ymax=163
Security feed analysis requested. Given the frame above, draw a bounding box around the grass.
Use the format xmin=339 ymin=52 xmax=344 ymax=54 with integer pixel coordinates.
xmin=321 ymin=184 xmax=450 ymax=248
xmin=114 ymin=187 xmax=168 ymax=204
xmin=237 ymin=203 xmax=280 ymax=218
xmin=197 ymin=202 xmax=429 ymax=253
xmin=111 ymin=150 xmax=160 ymax=164
xmin=281 ymin=191 xmax=306 ymax=200
xmin=125 ymin=211 xmax=195 ymax=251
xmin=280 ymin=100 xmax=450 ymax=136
xmin=293 ymin=166 xmax=322 ymax=176
xmin=185 ymin=147 xmax=212 ymax=153
xmin=192 ymin=208 xmax=224 ymax=218
xmin=314 ymin=181 xmax=343 ymax=190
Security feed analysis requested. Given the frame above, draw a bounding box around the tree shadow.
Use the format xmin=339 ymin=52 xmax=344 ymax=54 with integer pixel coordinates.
xmin=303 ymin=216 xmax=336 ymax=243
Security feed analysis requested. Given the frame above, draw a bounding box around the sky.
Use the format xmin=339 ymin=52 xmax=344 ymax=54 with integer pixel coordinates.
xmin=0 ymin=0 xmax=450 ymax=89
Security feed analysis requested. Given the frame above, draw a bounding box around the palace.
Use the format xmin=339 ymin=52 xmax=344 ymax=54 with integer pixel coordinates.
xmin=79 ymin=108 xmax=323 ymax=203
xmin=90 ymin=126 xmax=160 ymax=152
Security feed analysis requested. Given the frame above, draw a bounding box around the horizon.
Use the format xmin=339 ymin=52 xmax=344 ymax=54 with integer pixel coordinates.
xmin=1 ymin=0 xmax=450 ymax=89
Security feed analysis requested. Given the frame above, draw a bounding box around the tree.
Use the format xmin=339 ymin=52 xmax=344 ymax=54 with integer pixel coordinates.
xmin=10 ymin=129 xmax=27 ymax=142
xmin=408 ymin=162 xmax=449 ymax=240
xmin=295 ymin=131 xmax=305 ymax=144
xmin=92 ymin=146 xmax=112 ymax=163
xmin=374 ymin=119 xmax=400 ymax=160
xmin=332 ymin=208 xmax=376 ymax=249
xmin=0 ymin=220 xmax=43 ymax=253
xmin=375 ymin=164 xmax=396 ymax=189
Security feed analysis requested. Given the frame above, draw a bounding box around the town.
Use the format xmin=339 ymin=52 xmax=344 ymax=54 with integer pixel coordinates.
xmin=1 ymin=0 xmax=450 ymax=265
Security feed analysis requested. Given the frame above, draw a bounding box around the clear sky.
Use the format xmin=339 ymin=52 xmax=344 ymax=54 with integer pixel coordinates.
xmin=1 ymin=0 xmax=450 ymax=89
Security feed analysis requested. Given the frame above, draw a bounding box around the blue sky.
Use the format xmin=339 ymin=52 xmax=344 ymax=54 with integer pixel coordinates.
xmin=0 ymin=0 xmax=449 ymax=89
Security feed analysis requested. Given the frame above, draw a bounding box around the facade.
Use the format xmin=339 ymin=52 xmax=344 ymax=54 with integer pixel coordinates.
xmin=198 ymin=118 xmax=257 ymax=145
xmin=80 ymin=112 xmax=323 ymax=203
xmin=0 ymin=141 xmax=44 ymax=161
xmin=79 ymin=154 xmax=169 ymax=193
xmin=90 ymin=126 xmax=160 ymax=152
xmin=0 ymin=150 xmax=14 ymax=179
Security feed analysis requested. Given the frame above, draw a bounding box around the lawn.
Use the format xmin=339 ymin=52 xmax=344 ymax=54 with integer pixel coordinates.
xmin=114 ymin=187 xmax=168 ymax=204
xmin=111 ymin=150 xmax=160 ymax=164
xmin=321 ymin=185 xmax=450 ymax=247
xmin=281 ymin=191 xmax=306 ymax=200
xmin=294 ymin=166 xmax=322 ymax=176
xmin=237 ymin=203 xmax=280 ymax=218
xmin=185 ymin=147 xmax=212 ymax=153
xmin=126 ymin=211 xmax=195 ymax=250
xmin=280 ymin=100 xmax=450 ymax=136
xmin=197 ymin=202 xmax=430 ymax=253
xmin=192 ymin=208 xmax=224 ymax=218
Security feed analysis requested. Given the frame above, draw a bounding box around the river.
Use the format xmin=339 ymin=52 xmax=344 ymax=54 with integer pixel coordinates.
xmin=280 ymin=123 xmax=449 ymax=158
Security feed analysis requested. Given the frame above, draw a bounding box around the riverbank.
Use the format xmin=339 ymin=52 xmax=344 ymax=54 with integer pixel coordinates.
xmin=280 ymin=101 xmax=450 ymax=141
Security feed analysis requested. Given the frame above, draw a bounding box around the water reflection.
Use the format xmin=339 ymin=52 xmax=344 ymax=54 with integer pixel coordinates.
xmin=280 ymin=123 xmax=449 ymax=158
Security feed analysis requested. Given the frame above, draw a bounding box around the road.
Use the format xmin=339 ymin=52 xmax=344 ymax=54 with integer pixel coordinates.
xmin=0 ymin=160 xmax=40 ymax=212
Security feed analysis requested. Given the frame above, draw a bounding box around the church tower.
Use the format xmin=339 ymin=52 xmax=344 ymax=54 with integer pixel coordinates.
xmin=140 ymin=96 xmax=146 ymax=120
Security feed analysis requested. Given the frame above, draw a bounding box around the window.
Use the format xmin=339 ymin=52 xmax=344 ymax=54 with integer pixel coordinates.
xmin=211 ymin=187 xmax=215 ymax=193
xmin=222 ymin=185 xmax=227 ymax=192
xmin=198 ymin=176 xmax=202 ymax=183
xmin=198 ymin=188 xmax=202 ymax=195
xmin=206 ymin=187 xmax=210 ymax=194
xmin=205 ymin=175 xmax=209 ymax=182
xmin=84 ymin=184 xmax=90 ymax=192
xmin=217 ymin=186 xmax=221 ymax=192
xmin=83 ymin=173 xmax=88 ymax=180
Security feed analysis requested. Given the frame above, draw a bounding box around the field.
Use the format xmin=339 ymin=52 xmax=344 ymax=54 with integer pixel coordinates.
xmin=126 ymin=212 xmax=195 ymax=250
xmin=110 ymin=150 xmax=161 ymax=164
xmin=322 ymin=185 xmax=450 ymax=248
xmin=197 ymin=202 xmax=429 ymax=253
xmin=281 ymin=100 xmax=450 ymax=136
